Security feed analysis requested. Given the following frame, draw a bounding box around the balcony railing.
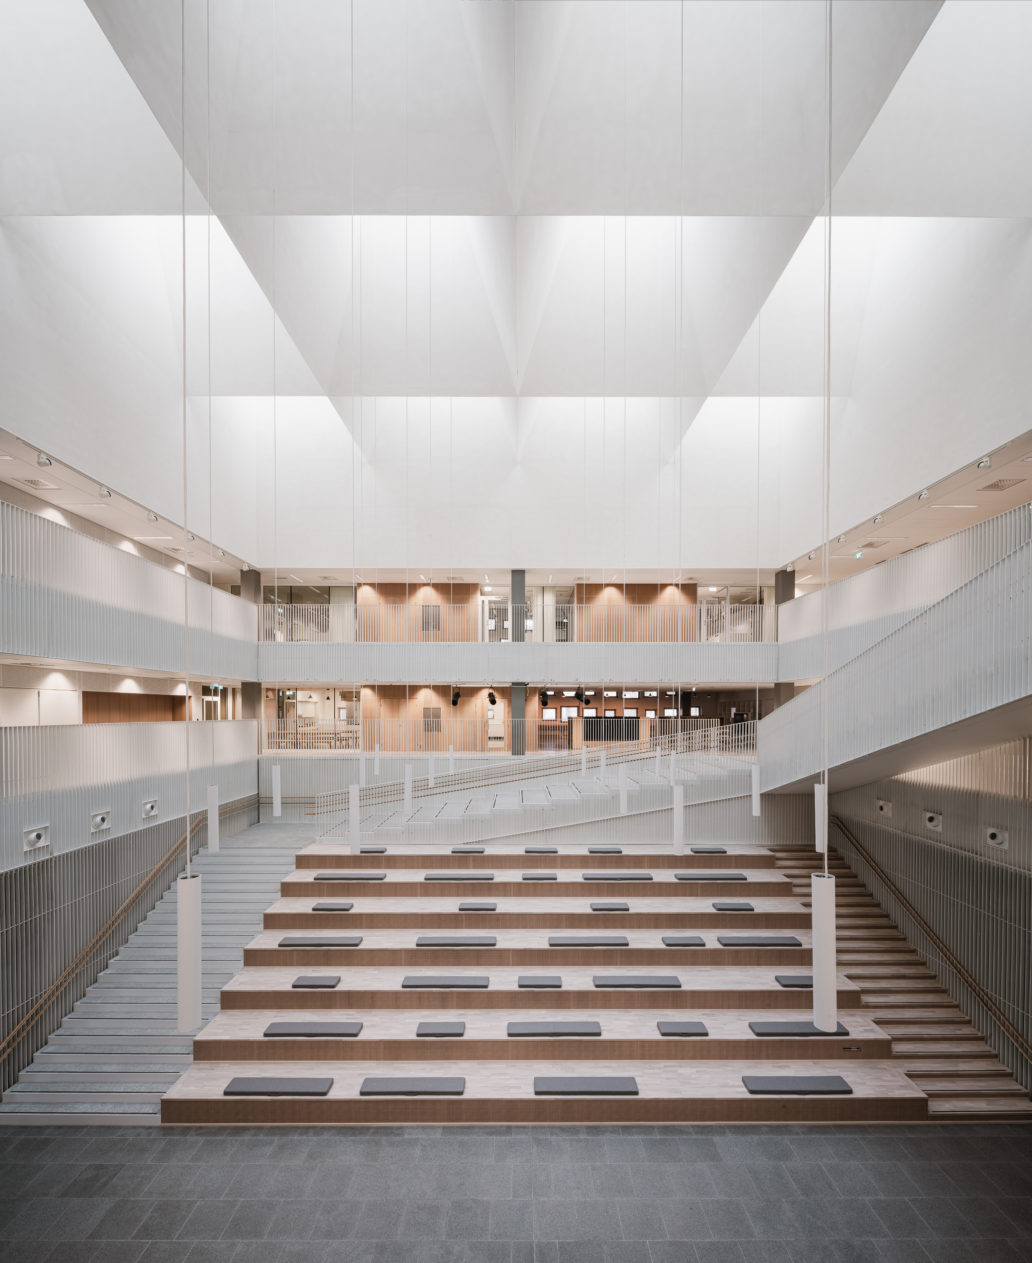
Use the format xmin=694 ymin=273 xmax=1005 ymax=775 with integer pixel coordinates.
xmin=259 ymin=601 xmax=776 ymax=645
xmin=260 ymin=715 xmax=741 ymax=757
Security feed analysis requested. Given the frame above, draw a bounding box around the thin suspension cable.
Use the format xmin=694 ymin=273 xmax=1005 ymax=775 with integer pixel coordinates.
xmin=820 ymin=0 xmax=834 ymax=874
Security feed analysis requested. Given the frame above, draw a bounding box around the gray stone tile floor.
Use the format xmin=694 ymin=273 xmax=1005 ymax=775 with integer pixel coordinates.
xmin=0 ymin=1123 xmax=1029 ymax=1262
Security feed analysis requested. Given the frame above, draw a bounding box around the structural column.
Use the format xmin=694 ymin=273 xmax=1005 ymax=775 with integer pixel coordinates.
xmin=511 ymin=682 xmax=526 ymax=756
xmin=772 ymin=567 xmax=796 ymax=710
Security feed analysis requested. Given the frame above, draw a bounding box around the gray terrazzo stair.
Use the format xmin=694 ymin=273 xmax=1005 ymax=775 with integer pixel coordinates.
xmin=0 ymin=824 xmax=308 ymax=1125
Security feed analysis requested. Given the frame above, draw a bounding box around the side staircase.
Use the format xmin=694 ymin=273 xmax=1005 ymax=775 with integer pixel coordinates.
xmin=0 ymin=824 xmax=311 ymax=1124
xmin=774 ymin=848 xmax=1032 ymax=1120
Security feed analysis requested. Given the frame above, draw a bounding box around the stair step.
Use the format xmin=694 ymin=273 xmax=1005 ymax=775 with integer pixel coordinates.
xmin=927 ymin=1096 xmax=1032 ymax=1119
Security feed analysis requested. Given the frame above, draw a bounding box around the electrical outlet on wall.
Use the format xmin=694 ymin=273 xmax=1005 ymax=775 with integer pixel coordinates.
xmin=876 ymin=799 xmax=893 ymax=817
xmin=923 ymin=811 xmax=943 ymax=832
xmin=985 ymin=827 xmax=1009 ymax=850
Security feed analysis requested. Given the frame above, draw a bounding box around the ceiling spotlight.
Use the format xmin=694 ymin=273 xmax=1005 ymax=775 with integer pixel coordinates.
xmin=873 ymin=514 xmax=884 ymax=525
xmin=836 ymin=534 xmax=846 ymax=544
xmin=977 ymin=457 xmax=991 ymax=470
xmin=918 ymin=489 xmax=929 ymax=500
xmin=807 ymin=551 xmax=816 ymax=561
xmin=148 ymin=512 xmax=159 ymax=523
xmin=452 ymin=689 xmax=461 ymax=707
xmin=217 ymin=549 xmax=225 ymax=559
xmin=98 ymin=486 xmax=111 ymax=498
xmin=487 ymin=690 xmax=497 ymax=706
xmin=37 ymin=453 xmax=52 ymax=468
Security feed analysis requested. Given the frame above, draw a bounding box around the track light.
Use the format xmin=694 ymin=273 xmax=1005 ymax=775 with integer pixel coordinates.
xmin=98 ymin=486 xmax=111 ymax=498
xmin=452 ymin=689 xmax=461 ymax=707
xmin=487 ymin=691 xmax=497 ymax=706
xmin=37 ymin=453 xmax=52 ymax=468
xmin=977 ymin=457 xmax=991 ymax=470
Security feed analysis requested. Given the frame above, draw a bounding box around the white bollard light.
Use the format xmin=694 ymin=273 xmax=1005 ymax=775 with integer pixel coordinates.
xmin=814 ymin=782 xmax=827 ymax=853
xmin=672 ymin=783 xmax=684 ymax=852
xmin=751 ymin=764 xmax=761 ymax=818
xmin=404 ymin=763 xmax=413 ymax=816
xmin=429 ymin=751 xmax=435 ymax=788
xmin=271 ymin=763 xmax=282 ymax=817
xmin=619 ymin=763 xmax=628 ymax=815
xmin=349 ymin=782 xmax=361 ymax=853
xmin=811 ymin=872 xmax=838 ymax=1032
xmin=177 ymin=872 xmax=202 ymax=1032
xmin=448 ymin=744 xmax=455 ymax=775
xmin=206 ymin=783 xmax=219 ymax=853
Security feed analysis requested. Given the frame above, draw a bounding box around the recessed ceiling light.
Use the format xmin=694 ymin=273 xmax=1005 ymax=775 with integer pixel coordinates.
xmin=977 ymin=457 xmax=991 ymax=470
xmin=37 ymin=453 xmax=52 ymax=467
xmin=98 ymin=486 xmax=111 ymax=497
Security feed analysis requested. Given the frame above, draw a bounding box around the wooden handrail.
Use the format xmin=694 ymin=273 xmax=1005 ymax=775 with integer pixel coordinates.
xmin=830 ymin=813 xmax=1032 ymax=1070
xmin=0 ymin=798 xmax=253 ymax=1068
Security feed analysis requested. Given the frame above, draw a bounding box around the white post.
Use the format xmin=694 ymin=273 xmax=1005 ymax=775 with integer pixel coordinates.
xmin=271 ymin=763 xmax=282 ymax=817
xmin=618 ymin=763 xmax=628 ymax=815
xmin=751 ymin=764 xmax=761 ymax=818
xmin=349 ymin=782 xmax=361 ymax=853
xmin=814 ymin=782 xmax=827 ymax=853
xmin=375 ymin=743 xmax=381 ymax=775
xmin=176 ymin=873 xmax=202 ymax=1032
xmin=428 ymin=751 xmax=435 ymax=788
xmin=811 ymin=872 xmax=838 ymax=1031
xmin=359 ymin=749 xmax=367 ymax=788
xmin=206 ymin=783 xmax=219 ymax=853
xmin=448 ymin=744 xmax=455 ymax=775
xmin=404 ymin=763 xmax=413 ymax=816
xmin=581 ymin=744 xmax=587 ymax=775
xmin=672 ymin=783 xmax=684 ymax=853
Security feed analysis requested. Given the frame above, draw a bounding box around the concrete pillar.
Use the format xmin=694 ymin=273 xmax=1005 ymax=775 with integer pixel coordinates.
xmin=511 ymin=569 xmax=526 ymax=643
xmin=771 ymin=568 xmax=796 ymax=711
xmin=511 ymin=682 xmax=526 ymax=756
xmin=239 ymin=568 xmax=262 ymax=603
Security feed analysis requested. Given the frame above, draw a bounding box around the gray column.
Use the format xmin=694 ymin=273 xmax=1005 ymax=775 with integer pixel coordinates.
xmin=511 ymin=569 xmax=525 ymax=643
xmin=239 ymin=568 xmax=262 ymax=603
xmin=511 ymin=682 xmax=526 ymax=755
xmin=772 ymin=568 xmax=795 ymax=710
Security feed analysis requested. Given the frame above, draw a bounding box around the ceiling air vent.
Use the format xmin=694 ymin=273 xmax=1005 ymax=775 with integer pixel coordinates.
xmin=18 ymin=478 xmax=60 ymax=490
xmin=981 ymin=477 xmax=1025 ymax=492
